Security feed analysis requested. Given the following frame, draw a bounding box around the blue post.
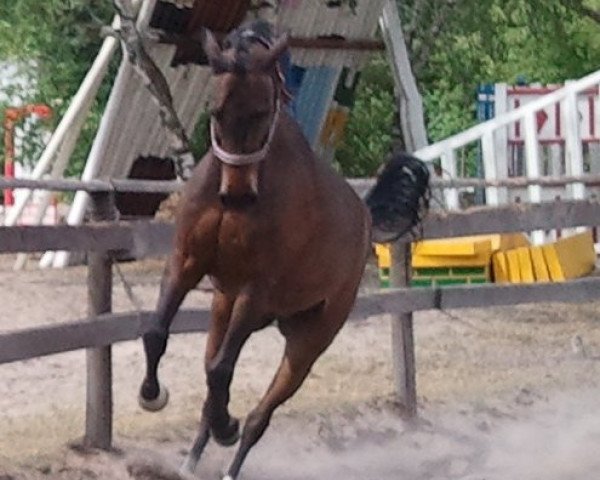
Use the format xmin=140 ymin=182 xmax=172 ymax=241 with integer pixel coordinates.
xmin=475 ymin=84 xmax=495 ymax=204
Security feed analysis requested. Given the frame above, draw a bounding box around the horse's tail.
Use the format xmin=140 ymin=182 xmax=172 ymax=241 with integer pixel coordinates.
xmin=365 ymin=153 xmax=431 ymax=244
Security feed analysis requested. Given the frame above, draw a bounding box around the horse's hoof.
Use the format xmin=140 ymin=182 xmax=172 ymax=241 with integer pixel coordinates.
xmin=138 ymin=383 xmax=169 ymax=412
xmin=222 ymin=476 xmax=234 ymax=480
xmin=211 ymin=417 xmax=240 ymax=447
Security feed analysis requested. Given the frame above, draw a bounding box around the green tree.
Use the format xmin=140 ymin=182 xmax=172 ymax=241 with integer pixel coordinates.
xmin=0 ymin=0 xmax=116 ymax=175
xmin=334 ymin=56 xmax=396 ymax=177
xmin=336 ymin=0 xmax=600 ymax=177
xmin=2 ymin=0 xmax=599 ymax=180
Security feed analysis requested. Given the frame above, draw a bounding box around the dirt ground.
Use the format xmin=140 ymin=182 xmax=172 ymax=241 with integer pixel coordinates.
xmin=1 ymin=253 xmax=600 ymax=480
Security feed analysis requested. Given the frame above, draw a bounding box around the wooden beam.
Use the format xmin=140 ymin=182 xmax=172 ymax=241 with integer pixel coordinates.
xmin=0 ymin=221 xmax=173 ymax=255
xmin=0 ymin=177 xmax=182 ymax=194
xmin=0 ymin=309 xmax=211 ymax=365
xmin=85 ymin=192 xmax=115 ymax=450
xmin=0 ymin=223 xmax=134 ymax=253
xmin=2 ymin=277 xmax=599 ymax=366
xmin=389 ymin=242 xmax=417 ymax=417
xmin=0 ymin=200 xmax=598 ymax=254
xmin=380 ymin=0 xmax=428 ymax=152
xmin=129 ymin=221 xmax=174 ymax=257
xmin=349 ymin=174 xmax=600 ymax=190
xmin=358 ymin=277 xmax=600 ymax=314
xmin=155 ymin=31 xmax=384 ymax=52
xmin=2 ymin=174 xmax=600 ymax=195
xmin=417 ymin=199 xmax=600 ymax=241
xmin=289 ymin=37 xmax=385 ymax=51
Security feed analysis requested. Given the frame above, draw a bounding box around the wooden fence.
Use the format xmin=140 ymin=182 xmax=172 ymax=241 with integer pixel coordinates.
xmin=1 ymin=178 xmax=599 ymax=449
xmin=414 ymin=69 xmax=600 ymax=210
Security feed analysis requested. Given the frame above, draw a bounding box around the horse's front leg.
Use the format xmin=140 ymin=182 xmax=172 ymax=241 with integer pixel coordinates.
xmin=206 ymin=293 xmax=260 ymax=440
xmin=138 ymin=250 xmax=205 ymax=411
xmin=180 ymin=291 xmax=235 ymax=475
xmin=180 ymin=292 xmax=259 ymax=475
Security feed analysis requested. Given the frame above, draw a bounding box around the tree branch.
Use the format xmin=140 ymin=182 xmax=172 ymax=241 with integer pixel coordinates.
xmin=111 ymin=0 xmax=195 ymax=181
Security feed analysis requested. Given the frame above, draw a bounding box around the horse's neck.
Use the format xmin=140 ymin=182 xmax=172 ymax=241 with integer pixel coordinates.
xmin=260 ymin=112 xmax=327 ymax=201
xmin=270 ymin=110 xmax=327 ymax=173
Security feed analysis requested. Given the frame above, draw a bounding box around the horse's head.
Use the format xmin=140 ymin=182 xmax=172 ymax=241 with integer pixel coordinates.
xmin=203 ymin=21 xmax=289 ymax=206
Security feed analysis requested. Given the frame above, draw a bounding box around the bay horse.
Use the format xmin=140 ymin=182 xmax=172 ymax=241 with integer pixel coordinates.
xmin=138 ymin=21 xmax=429 ymax=480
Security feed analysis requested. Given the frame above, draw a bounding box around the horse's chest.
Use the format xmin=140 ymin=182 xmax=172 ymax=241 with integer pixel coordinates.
xmin=210 ymin=212 xmax=264 ymax=286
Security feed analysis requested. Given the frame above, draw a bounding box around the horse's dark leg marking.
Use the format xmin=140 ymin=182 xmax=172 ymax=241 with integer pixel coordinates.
xmin=204 ymin=293 xmax=258 ymax=445
xmin=224 ymin=299 xmax=350 ymax=480
xmin=180 ymin=292 xmax=236 ymax=474
xmin=140 ymin=253 xmax=204 ymax=404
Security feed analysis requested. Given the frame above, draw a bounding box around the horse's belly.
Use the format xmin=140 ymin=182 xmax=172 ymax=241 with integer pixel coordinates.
xmin=266 ymin=241 xmax=368 ymax=316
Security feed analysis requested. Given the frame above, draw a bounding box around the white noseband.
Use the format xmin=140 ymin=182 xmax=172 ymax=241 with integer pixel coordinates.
xmin=210 ymin=102 xmax=281 ymax=166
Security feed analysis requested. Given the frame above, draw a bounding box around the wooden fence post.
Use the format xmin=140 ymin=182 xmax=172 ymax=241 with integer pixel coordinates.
xmin=84 ymin=191 xmax=115 ymax=449
xmin=390 ymin=241 xmax=417 ymax=417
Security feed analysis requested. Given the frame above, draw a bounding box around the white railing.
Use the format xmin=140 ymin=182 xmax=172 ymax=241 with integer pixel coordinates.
xmin=414 ymin=69 xmax=600 ymax=223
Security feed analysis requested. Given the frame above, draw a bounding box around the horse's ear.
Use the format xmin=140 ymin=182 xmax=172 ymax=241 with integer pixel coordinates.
xmin=266 ymin=32 xmax=290 ymax=67
xmin=254 ymin=32 xmax=290 ymax=71
xmin=203 ymin=29 xmax=229 ymax=73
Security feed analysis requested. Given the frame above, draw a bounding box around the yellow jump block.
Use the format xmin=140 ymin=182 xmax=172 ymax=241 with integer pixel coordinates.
xmin=413 ymin=236 xmax=492 ymax=257
xmin=530 ymin=246 xmax=550 ymax=282
xmin=488 ymin=233 xmax=530 ymax=251
xmin=492 ymin=251 xmax=509 ymax=283
xmin=542 ymin=231 xmax=596 ymax=281
xmin=375 ymin=243 xmax=392 ymax=269
xmin=412 ymin=236 xmax=493 ymax=269
xmin=412 ymin=252 xmax=492 ymax=268
xmin=506 ymin=249 xmax=522 ymax=283
xmin=516 ymin=247 xmax=535 ymax=283
xmin=413 ymin=233 xmax=529 ymax=257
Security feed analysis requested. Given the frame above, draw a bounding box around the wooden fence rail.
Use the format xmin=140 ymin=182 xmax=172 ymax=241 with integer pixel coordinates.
xmin=2 ymin=277 xmax=600 ymax=367
xmin=2 ymin=174 xmax=600 ymax=195
xmin=1 ymin=193 xmax=599 ymax=448
xmin=1 ymin=199 xmax=598 ymax=255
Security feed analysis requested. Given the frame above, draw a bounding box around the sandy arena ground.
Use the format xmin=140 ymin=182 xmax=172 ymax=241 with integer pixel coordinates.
xmin=1 ymin=253 xmax=600 ymax=479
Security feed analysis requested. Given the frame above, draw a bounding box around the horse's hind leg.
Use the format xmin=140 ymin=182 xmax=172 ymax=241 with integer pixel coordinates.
xmin=223 ymin=299 xmax=351 ymax=480
xmin=139 ymin=252 xmax=205 ymax=411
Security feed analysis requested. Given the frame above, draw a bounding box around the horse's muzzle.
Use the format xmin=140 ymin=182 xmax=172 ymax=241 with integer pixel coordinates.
xmin=219 ymin=163 xmax=260 ymax=208
xmin=219 ymin=191 xmax=258 ymax=208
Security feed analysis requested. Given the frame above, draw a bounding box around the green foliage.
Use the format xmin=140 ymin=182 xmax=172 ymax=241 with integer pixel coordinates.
xmin=0 ymin=0 xmax=117 ymax=175
xmin=2 ymin=0 xmax=599 ymax=182
xmin=336 ymin=0 xmax=600 ymax=178
xmin=334 ymin=82 xmax=395 ymax=177
xmin=190 ymin=110 xmax=211 ymax=160
xmin=415 ymin=0 xmax=600 ymax=134
xmin=334 ymin=56 xmax=395 ymax=177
